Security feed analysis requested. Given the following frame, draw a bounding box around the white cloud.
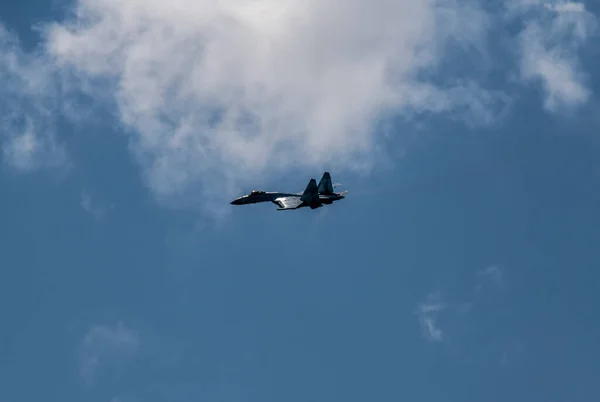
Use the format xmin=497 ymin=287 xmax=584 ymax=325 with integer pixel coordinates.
xmin=3 ymin=120 xmax=42 ymax=170
xmin=415 ymin=291 xmax=446 ymax=342
xmin=546 ymin=2 xmax=585 ymax=13
xmin=81 ymin=189 xmax=115 ymax=221
xmin=416 ymin=265 xmax=512 ymax=355
xmin=0 ymin=26 xmax=67 ymax=172
xmin=34 ymin=0 xmax=505 ymax=212
xmin=78 ymin=322 xmax=139 ymax=386
xmin=1 ymin=0 xmax=596 ymax=213
xmin=514 ymin=0 xmax=597 ymax=111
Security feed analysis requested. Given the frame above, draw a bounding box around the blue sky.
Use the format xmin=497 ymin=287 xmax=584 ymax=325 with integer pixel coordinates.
xmin=1 ymin=1 xmax=599 ymax=401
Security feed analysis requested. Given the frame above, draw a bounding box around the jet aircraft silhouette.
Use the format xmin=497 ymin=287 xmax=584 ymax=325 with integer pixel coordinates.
xmin=230 ymin=172 xmax=347 ymax=210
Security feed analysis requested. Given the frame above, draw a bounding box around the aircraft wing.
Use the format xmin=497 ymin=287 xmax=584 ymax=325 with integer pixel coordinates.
xmin=273 ymin=196 xmax=303 ymax=210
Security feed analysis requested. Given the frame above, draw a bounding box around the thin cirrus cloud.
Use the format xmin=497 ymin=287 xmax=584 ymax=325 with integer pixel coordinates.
xmin=80 ymin=189 xmax=115 ymax=221
xmin=0 ymin=0 xmax=597 ymax=211
xmin=77 ymin=322 xmax=139 ymax=386
xmin=416 ymin=265 xmax=508 ymax=344
xmin=415 ymin=291 xmax=447 ymax=342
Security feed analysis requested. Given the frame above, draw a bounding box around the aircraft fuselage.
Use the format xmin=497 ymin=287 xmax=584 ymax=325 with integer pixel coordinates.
xmin=230 ymin=172 xmax=347 ymax=211
xmin=230 ymin=192 xmax=344 ymax=207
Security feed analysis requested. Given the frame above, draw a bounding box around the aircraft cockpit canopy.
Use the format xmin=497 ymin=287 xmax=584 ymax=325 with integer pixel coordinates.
xmin=250 ymin=190 xmax=265 ymax=195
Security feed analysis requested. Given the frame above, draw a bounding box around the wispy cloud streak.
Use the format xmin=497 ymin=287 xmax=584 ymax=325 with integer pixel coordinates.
xmin=415 ymin=291 xmax=446 ymax=342
xmin=80 ymin=189 xmax=114 ymax=221
xmin=416 ymin=265 xmax=510 ymax=347
xmin=78 ymin=322 xmax=139 ymax=386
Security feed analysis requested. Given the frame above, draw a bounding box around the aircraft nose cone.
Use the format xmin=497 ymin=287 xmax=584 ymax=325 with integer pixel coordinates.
xmin=230 ymin=197 xmax=244 ymax=205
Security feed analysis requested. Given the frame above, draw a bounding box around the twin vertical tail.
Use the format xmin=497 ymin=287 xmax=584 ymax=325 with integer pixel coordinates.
xmin=317 ymin=172 xmax=334 ymax=194
xmin=302 ymin=171 xmax=345 ymax=202
xmin=301 ymin=178 xmax=319 ymax=201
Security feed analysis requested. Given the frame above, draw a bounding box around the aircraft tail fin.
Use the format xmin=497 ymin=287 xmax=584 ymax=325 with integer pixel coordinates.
xmin=302 ymin=178 xmax=318 ymax=196
xmin=317 ymin=172 xmax=334 ymax=194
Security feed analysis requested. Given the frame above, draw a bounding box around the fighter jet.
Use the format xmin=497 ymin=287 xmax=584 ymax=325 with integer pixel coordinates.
xmin=230 ymin=172 xmax=347 ymax=211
